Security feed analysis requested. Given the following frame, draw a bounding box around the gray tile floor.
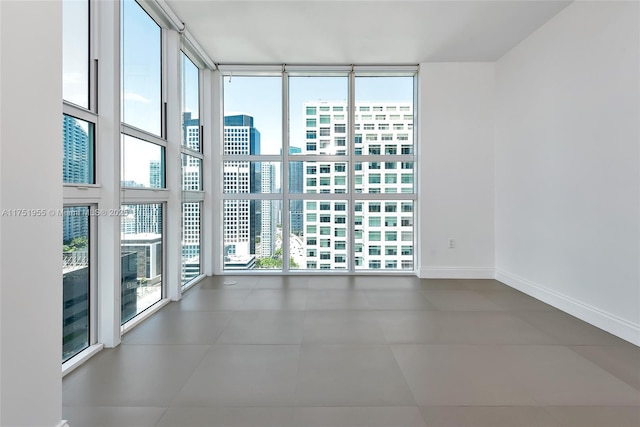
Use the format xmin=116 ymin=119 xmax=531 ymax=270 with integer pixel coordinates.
xmin=63 ymin=276 xmax=640 ymax=426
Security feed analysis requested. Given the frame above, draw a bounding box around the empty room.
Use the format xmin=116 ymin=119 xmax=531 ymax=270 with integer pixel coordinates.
xmin=0 ymin=0 xmax=638 ymax=426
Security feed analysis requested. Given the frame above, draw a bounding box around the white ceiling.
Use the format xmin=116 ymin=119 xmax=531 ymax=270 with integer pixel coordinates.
xmin=166 ymin=0 xmax=572 ymax=64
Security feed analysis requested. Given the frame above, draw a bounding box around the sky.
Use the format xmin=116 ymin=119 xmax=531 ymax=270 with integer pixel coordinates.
xmin=62 ymin=0 xmax=89 ymax=108
xmin=223 ymin=76 xmax=414 ymax=155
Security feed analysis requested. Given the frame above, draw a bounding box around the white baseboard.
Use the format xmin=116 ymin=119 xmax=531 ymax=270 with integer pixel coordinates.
xmin=418 ymin=267 xmax=495 ymax=279
xmin=496 ymin=268 xmax=640 ymax=346
xmin=56 ymin=421 xmax=70 ymax=427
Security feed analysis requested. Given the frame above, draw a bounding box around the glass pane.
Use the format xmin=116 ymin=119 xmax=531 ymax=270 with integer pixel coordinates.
xmin=121 ymin=0 xmax=162 ymax=135
xmin=223 ymin=77 xmax=281 ymax=155
xmin=354 ymin=76 xmax=414 ymax=156
xmin=182 ymin=202 xmax=200 ymax=285
xmin=121 ymin=203 xmax=163 ymax=324
xmin=354 ymin=162 xmax=413 ymax=194
xmin=223 ymin=161 xmax=281 ymax=194
xmin=121 ymin=134 xmax=165 ymax=188
xmin=289 ymin=76 xmax=348 ymax=156
xmin=182 ymin=154 xmax=202 ymax=191
xmin=223 ymin=200 xmax=284 ymax=270
xmin=63 ymin=0 xmax=89 ymax=108
xmin=354 ymin=200 xmax=413 ymax=271
xmin=289 ymin=161 xmax=348 ymax=194
xmin=289 ymin=199 xmax=349 ymax=270
xmin=182 ymin=52 xmax=200 ymax=151
xmin=63 ymin=114 xmax=94 ymax=184
xmin=63 ymin=206 xmax=90 ymax=362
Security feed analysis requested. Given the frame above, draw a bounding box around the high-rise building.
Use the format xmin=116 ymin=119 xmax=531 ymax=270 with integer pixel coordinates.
xmin=149 ymin=160 xmax=163 ymax=188
xmin=302 ymin=101 xmax=414 ymax=270
xmin=62 ymin=116 xmax=91 ymax=242
xmin=223 ymin=115 xmax=261 ymax=263
xmin=182 ymin=112 xmax=200 ymax=151
xmin=62 ymin=115 xmax=92 ymax=184
xmin=181 ymin=202 xmax=201 ymax=282
xmin=260 ymin=162 xmax=276 ymax=258
xmin=288 ymin=146 xmax=304 ymax=235
xmin=181 ymin=113 xmax=202 ymax=281
xmin=121 ymin=204 xmax=162 ymax=235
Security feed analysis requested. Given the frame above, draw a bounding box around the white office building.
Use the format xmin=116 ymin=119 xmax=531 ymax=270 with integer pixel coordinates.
xmin=302 ymin=101 xmax=414 ymax=270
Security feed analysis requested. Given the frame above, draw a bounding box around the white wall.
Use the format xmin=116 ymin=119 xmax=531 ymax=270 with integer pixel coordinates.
xmin=495 ymin=1 xmax=640 ymax=344
xmin=0 ymin=1 xmax=64 ymax=426
xmin=418 ymin=63 xmax=495 ymax=278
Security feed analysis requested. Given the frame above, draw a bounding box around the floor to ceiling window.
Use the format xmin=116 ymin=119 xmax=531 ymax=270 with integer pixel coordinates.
xmin=353 ymin=76 xmax=415 ymax=271
xmin=181 ymin=51 xmax=204 ymax=286
xmin=120 ymin=0 xmax=166 ymax=323
xmin=221 ymin=68 xmax=416 ymax=273
xmin=222 ymin=76 xmax=283 ymax=270
xmin=62 ymin=0 xmax=97 ymax=362
xmin=60 ymin=0 xmax=212 ymax=369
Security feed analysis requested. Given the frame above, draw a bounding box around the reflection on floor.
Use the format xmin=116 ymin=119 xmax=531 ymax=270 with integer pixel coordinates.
xmin=63 ymin=276 xmax=640 ymax=426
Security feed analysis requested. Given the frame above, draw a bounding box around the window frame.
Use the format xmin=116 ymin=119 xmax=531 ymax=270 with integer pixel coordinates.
xmin=218 ymin=65 xmax=417 ymax=274
xmin=62 ymin=0 xmax=100 ymax=366
xmin=180 ymin=50 xmax=204 ymax=288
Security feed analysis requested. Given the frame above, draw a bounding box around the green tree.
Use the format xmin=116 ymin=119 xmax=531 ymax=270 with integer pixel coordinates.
xmin=255 ymin=247 xmax=297 ymax=269
xmin=63 ymin=236 xmax=88 ymax=252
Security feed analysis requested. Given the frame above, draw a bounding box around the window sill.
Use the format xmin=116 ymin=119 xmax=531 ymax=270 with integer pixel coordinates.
xmin=62 ymin=343 xmax=104 ymax=377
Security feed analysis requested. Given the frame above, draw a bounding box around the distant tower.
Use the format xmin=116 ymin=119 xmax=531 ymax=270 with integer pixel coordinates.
xmin=260 ymin=162 xmax=276 ymax=258
xmin=288 ymin=146 xmax=304 ymax=235
xmin=149 ymin=160 xmax=163 ymax=188
xmin=62 ymin=115 xmax=91 ymax=242
xmin=223 ymin=115 xmax=261 ymax=260
xmin=181 ymin=112 xmax=202 ymax=281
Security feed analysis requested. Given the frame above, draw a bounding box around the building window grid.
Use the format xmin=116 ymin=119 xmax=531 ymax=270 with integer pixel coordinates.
xmin=303 ymin=97 xmax=414 ymax=271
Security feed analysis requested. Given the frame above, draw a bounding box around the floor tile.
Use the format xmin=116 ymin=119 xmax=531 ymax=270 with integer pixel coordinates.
xmin=172 ymin=345 xmax=300 ymax=407
xmin=568 ymin=344 xmax=640 ymax=390
xmin=505 ymin=345 xmax=640 ymax=405
xmin=391 ymin=344 xmax=538 ymax=406
xmin=157 ymin=407 xmax=297 ymax=427
xmin=294 ymin=406 xmax=426 ymax=426
xmin=224 ymin=407 xmax=298 ymax=427
xmin=473 ymin=289 xmax=556 ymax=311
xmin=257 ymin=276 xmax=309 ymax=289
xmin=166 ymin=289 xmax=250 ymax=311
xmin=198 ymin=275 xmax=258 ymax=290
xmin=62 ymin=275 xmax=640 ymax=425
xmin=544 ymin=406 xmax=640 ymax=427
xmin=364 ymin=290 xmax=434 ymax=310
xmin=354 ymin=275 xmax=422 ymax=290
xmin=515 ymin=311 xmax=628 ymax=345
xmin=63 ymin=345 xmax=209 ymax=406
xmin=462 ymin=279 xmax=513 ymax=291
xmin=62 ymin=406 xmax=166 ymax=427
xmin=296 ymin=345 xmax=416 ymax=406
xmin=421 ymin=290 xmax=503 ymax=311
xmin=376 ymin=311 xmax=557 ymax=344
xmin=122 ymin=311 xmax=231 ymax=345
xmin=419 ymin=406 xmax=553 ymax=427
xmin=302 ymin=311 xmax=386 ymax=344
xmin=418 ymin=279 xmax=470 ymax=290
xmin=307 ymin=275 xmax=356 ymax=290
xmin=216 ymin=311 xmax=305 ymax=344
xmin=305 ymin=290 xmax=374 ymax=310
xmin=62 ymin=366 xmax=85 ymax=391
xmin=238 ymin=290 xmax=307 ymax=311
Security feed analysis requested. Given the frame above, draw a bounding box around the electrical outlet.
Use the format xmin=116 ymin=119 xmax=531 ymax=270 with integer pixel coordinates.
xmin=448 ymin=238 xmax=456 ymax=249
